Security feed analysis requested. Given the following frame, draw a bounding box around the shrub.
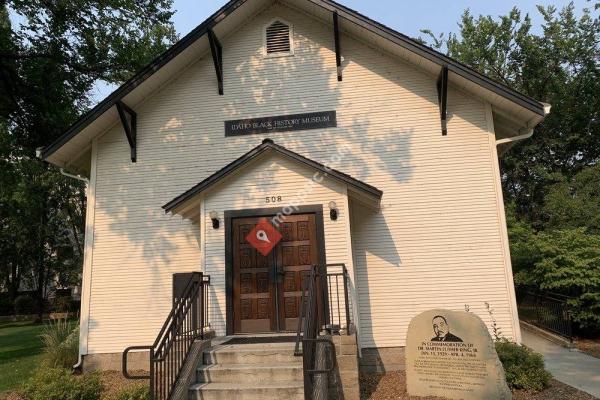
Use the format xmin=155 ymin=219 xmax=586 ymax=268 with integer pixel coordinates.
xmin=495 ymin=340 xmax=551 ymax=391
xmin=109 ymin=384 xmax=150 ymax=400
xmin=0 ymin=294 xmax=12 ymax=316
xmin=14 ymin=294 xmax=35 ymax=315
xmin=22 ymin=368 xmax=101 ymax=400
xmin=40 ymin=320 xmax=79 ymax=368
xmin=509 ymin=223 xmax=600 ymax=330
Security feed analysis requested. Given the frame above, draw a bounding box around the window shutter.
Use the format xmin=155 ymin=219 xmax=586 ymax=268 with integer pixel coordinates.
xmin=266 ymin=21 xmax=291 ymax=54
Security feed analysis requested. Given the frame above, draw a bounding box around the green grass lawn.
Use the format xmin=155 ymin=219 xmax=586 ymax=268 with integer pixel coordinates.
xmin=0 ymin=321 xmax=46 ymax=392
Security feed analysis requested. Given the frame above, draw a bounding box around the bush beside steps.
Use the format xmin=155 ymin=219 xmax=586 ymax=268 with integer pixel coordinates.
xmin=19 ymin=368 xmax=150 ymax=400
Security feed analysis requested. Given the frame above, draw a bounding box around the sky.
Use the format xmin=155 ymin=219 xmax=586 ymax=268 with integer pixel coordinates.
xmin=89 ymin=0 xmax=586 ymax=101
xmin=170 ymin=0 xmax=581 ymax=38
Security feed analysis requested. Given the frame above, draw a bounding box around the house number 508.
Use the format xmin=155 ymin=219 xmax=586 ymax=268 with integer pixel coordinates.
xmin=265 ymin=196 xmax=282 ymax=203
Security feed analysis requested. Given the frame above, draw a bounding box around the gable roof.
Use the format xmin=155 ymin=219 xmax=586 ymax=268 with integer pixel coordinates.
xmin=162 ymin=138 xmax=382 ymax=216
xmin=41 ymin=0 xmax=550 ymax=168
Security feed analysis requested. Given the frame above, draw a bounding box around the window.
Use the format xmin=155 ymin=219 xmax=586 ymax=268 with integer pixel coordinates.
xmin=265 ymin=20 xmax=293 ymax=56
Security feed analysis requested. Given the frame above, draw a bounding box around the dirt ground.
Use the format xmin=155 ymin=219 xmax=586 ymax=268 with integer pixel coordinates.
xmin=576 ymin=337 xmax=600 ymax=359
xmin=98 ymin=370 xmax=148 ymax=399
xmin=3 ymin=369 xmax=596 ymax=400
xmin=359 ymin=371 xmax=598 ymax=400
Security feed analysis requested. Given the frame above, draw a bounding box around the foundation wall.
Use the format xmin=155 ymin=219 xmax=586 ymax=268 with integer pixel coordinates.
xmin=359 ymin=347 xmax=406 ymax=373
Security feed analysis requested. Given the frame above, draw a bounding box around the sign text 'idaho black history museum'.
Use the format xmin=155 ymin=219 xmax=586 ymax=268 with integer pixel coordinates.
xmin=225 ymin=111 xmax=337 ymax=136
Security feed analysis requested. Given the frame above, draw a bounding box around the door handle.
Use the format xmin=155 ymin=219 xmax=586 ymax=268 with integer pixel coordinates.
xmin=277 ymin=268 xmax=285 ymax=283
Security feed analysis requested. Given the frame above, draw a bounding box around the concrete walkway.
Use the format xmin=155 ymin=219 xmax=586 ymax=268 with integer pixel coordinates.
xmin=521 ymin=329 xmax=600 ymax=398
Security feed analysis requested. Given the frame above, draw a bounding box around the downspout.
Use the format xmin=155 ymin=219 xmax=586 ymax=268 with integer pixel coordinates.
xmin=57 ymin=167 xmax=88 ymax=371
xmin=495 ymin=128 xmax=534 ymax=146
xmin=60 ymin=168 xmax=90 ymax=184
xmin=36 ymin=147 xmax=90 ymax=185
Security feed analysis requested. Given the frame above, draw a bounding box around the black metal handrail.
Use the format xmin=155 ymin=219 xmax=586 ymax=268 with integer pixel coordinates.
xmin=295 ymin=264 xmax=352 ymax=399
xmin=516 ymin=289 xmax=573 ymax=341
xmin=123 ymin=272 xmax=210 ymax=400
xmin=325 ymin=263 xmax=352 ymax=334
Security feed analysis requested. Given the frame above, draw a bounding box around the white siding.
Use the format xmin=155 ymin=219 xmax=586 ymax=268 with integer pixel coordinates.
xmin=87 ymin=2 xmax=516 ymax=354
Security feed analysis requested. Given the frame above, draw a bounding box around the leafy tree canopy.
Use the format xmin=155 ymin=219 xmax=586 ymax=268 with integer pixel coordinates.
xmin=2 ymin=0 xmax=177 ymax=150
xmin=422 ymin=3 xmax=600 ymax=224
xmin=0 ymin=0 xmax=177 ymax=311
xmin=422 ymin=3 xmax=600 ymax=330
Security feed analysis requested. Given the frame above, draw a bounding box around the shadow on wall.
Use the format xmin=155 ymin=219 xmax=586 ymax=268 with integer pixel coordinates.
xmin=88 ymin=1 xmax=438 ymax=348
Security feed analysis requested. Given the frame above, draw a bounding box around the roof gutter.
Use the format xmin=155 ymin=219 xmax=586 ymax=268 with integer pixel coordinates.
xmin=495 ymin=103 xmax=551 ymax=147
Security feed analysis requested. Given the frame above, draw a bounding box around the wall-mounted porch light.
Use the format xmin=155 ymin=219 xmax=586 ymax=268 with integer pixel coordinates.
xmin=209 ymin=211 xmax=220 ymax=229
xmin=328 ymin=201 xmax=338 ymax=221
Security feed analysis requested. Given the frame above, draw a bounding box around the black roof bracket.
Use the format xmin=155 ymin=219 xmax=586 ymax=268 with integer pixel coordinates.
xmin=40 ymin=0 xmax=547 ymax=163
xmin=333 ymin=11 xmax=342 ymax=81
xmin=437 ymin=65 xmax=448 ymax=136
xmin=116 ymin=101 xmax=137 ymax=162
xmin=208 ymin=29 xmax=223 ymax=95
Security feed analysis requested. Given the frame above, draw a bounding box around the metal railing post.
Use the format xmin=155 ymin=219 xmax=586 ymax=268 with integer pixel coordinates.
xmin=149 ymin=348 xmax=155 ymax=400
xmin=342 ymin=265 xmax=351 ymax=332
xmin=200 ymin=274 xmax=204 ymax=339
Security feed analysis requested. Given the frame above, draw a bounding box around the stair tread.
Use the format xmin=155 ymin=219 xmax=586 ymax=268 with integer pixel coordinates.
xmin=206 ymin=343 xmax=297 ymax=352
xmin=190 ymin=381 xmax=304 ymax=390
xmin=198 ymin=363 xmax=302 ymax=370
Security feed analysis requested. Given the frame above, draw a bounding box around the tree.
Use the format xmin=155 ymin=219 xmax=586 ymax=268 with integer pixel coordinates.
xmin=421 ymin=3 xmax=600 ymax=225
xmin=0 ymin=0 xmax=177 ymax=314
xmin=542 ymin=164 xmax=600 ymax=233
xmin=511 ymin=228 xmax=600 ymax=330
xmin=421 ymin=3 xmax=600 ymax=330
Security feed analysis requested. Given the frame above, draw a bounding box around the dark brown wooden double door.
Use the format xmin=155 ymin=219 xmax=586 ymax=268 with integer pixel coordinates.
xmin=232 ymin=213 xmax=319 ymax=333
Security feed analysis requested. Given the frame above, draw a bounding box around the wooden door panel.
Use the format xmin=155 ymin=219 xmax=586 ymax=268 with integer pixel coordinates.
xmin=232 ymin=217 xmax=276 ymax=333
xmin=232 ymin=212 xmax=320 ymax=333
xmin=275 ymin=214 xmax=319 ymax=331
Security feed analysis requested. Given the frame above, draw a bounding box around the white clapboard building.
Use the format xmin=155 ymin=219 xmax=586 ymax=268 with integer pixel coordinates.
xmin=41 ymin=0 xmax=549 ymax=397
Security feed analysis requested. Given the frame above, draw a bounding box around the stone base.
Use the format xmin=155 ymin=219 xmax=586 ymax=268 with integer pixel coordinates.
xmin=83 ymin=330 xmax=216 ymax=373
xmin=83 ymin=350 xmax=149 ymax=372
xmin=329 ymin=333 xmax=360 ymax=400
xmin=359 ymin=347 xmax=406 ymax=373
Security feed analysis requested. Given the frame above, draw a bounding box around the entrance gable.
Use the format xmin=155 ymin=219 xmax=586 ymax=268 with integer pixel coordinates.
xmin=200 ymin=150 xmax=357 ymax=337
xmin=163 ymin=138 xmax=382 ymax=220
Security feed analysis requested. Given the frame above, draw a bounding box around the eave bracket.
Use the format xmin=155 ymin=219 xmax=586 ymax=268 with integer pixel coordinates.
xmin=116 ymin=101 xmax=137 ymax=162
xmin=333 ymin=12 xmax=342 ymax=81
xmin=208 ymin=29 xmax=223 ymax=95
xmin=437 ymin=65 xmax=448 ymax=136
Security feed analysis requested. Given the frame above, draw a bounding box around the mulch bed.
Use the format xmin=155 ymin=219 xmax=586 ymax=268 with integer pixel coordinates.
xmin=98 ymin=370 xmax=148 ymax=399
xmin=576 ymin=338 xmax=600 ymax=359
xmin=359 ymin=371 xmax=598 ymax=400
xmin=360 ymin=371 xmax=443 ymax=400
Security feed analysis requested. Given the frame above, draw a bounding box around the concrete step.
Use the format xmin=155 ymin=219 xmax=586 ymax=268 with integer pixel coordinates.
xmin=203 ymin=343 xmax=301 ymax=365
xmin=197 ymin=363 xmax=303 ymax=383
xmin=189 ymin=381 xmax=304 ymax=400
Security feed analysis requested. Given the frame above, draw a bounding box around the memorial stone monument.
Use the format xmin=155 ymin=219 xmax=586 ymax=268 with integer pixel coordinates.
xmin=406 ymin=309 xmax=511 ymax=400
